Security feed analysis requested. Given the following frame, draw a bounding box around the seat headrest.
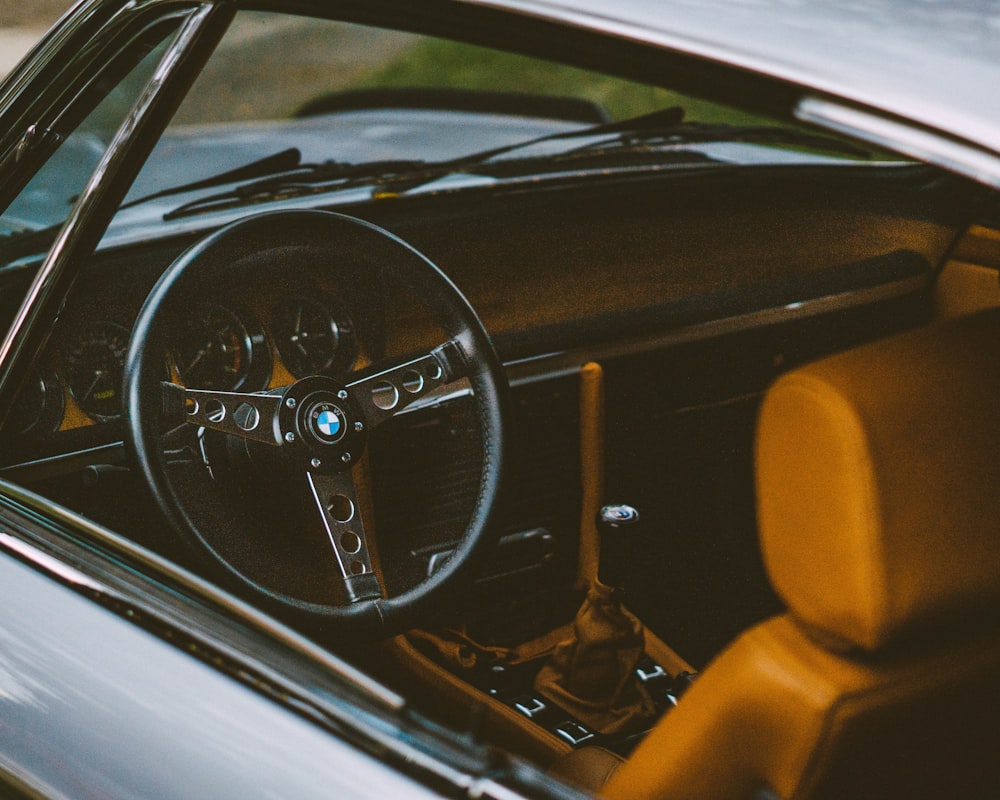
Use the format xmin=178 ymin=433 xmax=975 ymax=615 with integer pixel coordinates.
xmin=756 ymin=308 xmax=1000 ymax=652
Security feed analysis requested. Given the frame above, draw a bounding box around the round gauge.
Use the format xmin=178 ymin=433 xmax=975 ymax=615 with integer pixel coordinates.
xmin=272 ymin=295 xmax=356 ymax=378
xmin=172 ymin=303 xmax=269 ymax=391
xmin=4 ymin=367 xmax=63 ymax=436
xmin=61 ymin=320 xmax=129 ymax=421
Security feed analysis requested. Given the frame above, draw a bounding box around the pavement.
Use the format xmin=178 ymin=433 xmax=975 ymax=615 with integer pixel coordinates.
xmin=0 ymin=27 xmax=47 ymax=74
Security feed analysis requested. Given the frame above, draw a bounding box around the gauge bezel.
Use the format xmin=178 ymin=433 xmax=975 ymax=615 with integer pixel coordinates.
xmin=170 ymin=301 xmax=272 ymax=392
xmin=61 ymin=320 xmax=131 ymax=422
xmin=271 ymin=292 xmax=357 ymax=379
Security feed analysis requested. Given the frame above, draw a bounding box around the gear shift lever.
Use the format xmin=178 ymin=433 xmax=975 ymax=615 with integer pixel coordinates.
xmin=533 ymin=503 xmax=656 ymax=735
xmin=596 ymin=503 xmax=641 ymax=589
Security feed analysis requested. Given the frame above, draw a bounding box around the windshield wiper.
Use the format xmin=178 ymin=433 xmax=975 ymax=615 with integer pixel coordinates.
xmin=557 ymin=120 xmax=872 ymax=160
xmin=372 ymin=107 xmax=870 ymax=196
xmin=0 ymin=149 xmax=311 ymax=261
xmin=160 ymin=106 xmax=872 ymax=219
xmin=419 ymin=105 xmax=687 ymax=169
xmin=159 ymin=108 xmax=685 ymax=218
xmin=372 ymin=106 xmax=689 ymax=195
xmin=120 ymin=147 xmax=305 ymax=211
xmin=160 ymin=155 xmax=428 ymax=220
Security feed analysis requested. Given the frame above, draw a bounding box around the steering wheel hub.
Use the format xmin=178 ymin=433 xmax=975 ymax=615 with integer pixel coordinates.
xmin=274 ymin=376 xmax=368 ymax=470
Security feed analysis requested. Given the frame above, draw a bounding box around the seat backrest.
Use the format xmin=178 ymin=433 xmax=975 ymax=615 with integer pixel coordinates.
xmin=603 ymin=309 xmax=1000 ymax=800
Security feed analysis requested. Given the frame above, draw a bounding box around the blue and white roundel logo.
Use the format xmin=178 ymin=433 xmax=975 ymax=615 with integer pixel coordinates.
xmin=317 ymin=410 xmax=341 ymax=438
xmin=308 ymin=402 xmax=347 ymax=444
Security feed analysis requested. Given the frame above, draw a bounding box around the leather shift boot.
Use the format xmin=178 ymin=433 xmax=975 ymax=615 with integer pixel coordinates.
xmin=533 ymin=580 xmax=657 ymax=735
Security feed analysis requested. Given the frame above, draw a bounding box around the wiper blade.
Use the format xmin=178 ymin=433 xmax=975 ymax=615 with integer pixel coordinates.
xmin=158 ymin=106 xmax=870 ymax=219
xmin=0 ymin=149 xmax=311 ymax=261
xmin=0 ymin=149 xmax=310 ymax=260
xmin=161 ymin=108 xmax=690 ymax=218
xmin=374 ymin=106 xmax=686 ymax=195
xmin=162 ymin=156 xmax=428 ymax=220
xmin=374 ymin=108 xmax=871 ymax=196
xmin=558 ymin=120 xmax=871 ymax=160
xmin=427 ymin=105 xmax=686 ymax=169
xmin=159 ymin=114 xmax=687 ymax=219
xmin=120 ymin=147 xmax=304 ymax=210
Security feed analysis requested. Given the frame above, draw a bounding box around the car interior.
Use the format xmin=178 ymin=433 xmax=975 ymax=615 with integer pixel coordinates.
xmin=1 ymin=6 xmax=999 ymax=799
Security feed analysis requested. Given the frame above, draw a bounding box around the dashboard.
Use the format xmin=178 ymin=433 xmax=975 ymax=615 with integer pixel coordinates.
xmin=0 ymin=170 xmax=961 ymax=440
xmin=0 ymin=164 xmax=961 ymax=465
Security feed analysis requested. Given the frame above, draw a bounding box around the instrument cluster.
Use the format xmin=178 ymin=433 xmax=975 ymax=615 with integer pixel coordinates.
xmin=9 ymin=291 xmax=358 ymax=437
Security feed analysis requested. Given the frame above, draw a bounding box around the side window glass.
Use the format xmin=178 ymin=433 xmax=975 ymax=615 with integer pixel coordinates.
xmin=0 ymin=29 xmax=178 ymax=255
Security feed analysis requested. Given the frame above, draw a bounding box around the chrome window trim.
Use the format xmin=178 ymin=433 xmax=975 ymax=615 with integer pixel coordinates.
xmin=797 ymin=97 xmax=1000 ymax=191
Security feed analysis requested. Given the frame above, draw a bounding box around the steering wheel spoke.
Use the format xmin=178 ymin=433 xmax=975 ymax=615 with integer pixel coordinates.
xmin=164 ymin=382 xmax=283 ymax=445
xmin=306 ymin=470 xmax=383 ymax=603
xmin=347 ymin=340 xmax=466 ymax=428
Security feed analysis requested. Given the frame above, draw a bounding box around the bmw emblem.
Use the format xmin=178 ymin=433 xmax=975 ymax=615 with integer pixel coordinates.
xmin=307 ymin=402 xmax=347 ymax=444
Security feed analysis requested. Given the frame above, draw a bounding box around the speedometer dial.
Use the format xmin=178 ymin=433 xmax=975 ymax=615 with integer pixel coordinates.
xmin=172 ymin=303 xmax=270 ymax=391
xmin=272 ymin=295 xmax=356 ymax=378
xmin=62 ymin=321 xmax=129 ymax=421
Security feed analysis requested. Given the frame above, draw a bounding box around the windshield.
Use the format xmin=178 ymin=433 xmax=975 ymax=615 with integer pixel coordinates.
xmin=121 ymin=11 xmax=884 ymax=218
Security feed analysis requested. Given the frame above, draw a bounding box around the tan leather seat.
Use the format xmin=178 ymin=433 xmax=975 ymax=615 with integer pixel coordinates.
xmin=594 ymin=308 xmax=1000 ymax=799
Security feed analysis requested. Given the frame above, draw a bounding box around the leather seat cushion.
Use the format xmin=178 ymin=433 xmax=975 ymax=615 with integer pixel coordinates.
xmin=549 ymin=745 xmax=625 ymax=792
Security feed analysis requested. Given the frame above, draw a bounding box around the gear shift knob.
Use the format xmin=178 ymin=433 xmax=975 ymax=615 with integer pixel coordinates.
xmin=596 ymin=503 xmax=640 ymax=588
xmin=599 ymin=503 xmax=640 ymax=528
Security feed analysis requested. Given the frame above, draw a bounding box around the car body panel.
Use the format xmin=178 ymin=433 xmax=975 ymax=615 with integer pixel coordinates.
xmin=0 ymin=542 xmax=440 ymax=800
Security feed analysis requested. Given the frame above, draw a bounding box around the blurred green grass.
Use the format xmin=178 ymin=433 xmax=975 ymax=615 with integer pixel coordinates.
xmin=354 ymin=37 xmax=772 ymax=125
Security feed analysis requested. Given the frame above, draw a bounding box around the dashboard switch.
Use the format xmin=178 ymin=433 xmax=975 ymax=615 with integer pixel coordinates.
xmin=512 ymin=695 xmax=547 ymax=719
xmin=554 ymin=721 xmax=594 ymax=746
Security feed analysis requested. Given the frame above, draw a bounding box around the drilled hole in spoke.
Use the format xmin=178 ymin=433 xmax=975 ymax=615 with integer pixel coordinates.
xmin=426 ymin=362 xmax=443 ymax=381
xmin=204 ymin=398 xmax=225 ymax=423
xmin=371 ymin=380 xmax=398 ymax=410
xmin=401 ymin=370 xmax=424 ymax=394
xmin=349 ymin=560 xmax=366 ymax=575
xmin=326 ymin=494 xmax=354 ymax=523
xmin=185 ymin=397 xmax=199 ymax=415
xmin=233 ymin=402 xmax=259 ymax=431
xmin=340 ymin=531 xmax=361 ymax=554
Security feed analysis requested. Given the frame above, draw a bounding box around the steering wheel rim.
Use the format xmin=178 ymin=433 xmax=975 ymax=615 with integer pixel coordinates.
xmin=124 ymin=210 xmax=510 ymax=637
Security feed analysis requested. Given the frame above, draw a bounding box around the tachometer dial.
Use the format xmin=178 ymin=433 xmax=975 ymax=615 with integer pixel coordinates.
xmin=172 ymin=303 xmax=269 ymax=391
xmin=272 ymin=294 xmax=356 ymax=378
xmin=61 ymin=321 xmax=129 ymax=421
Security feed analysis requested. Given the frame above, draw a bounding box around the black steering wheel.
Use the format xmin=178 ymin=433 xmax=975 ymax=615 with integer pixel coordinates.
xmin=124 ymin=210 xmax=509 ymax=636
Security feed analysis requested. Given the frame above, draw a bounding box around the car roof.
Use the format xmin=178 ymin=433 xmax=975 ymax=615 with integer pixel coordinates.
xmin=456 ymin=0 xmax=1000 ymax=186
